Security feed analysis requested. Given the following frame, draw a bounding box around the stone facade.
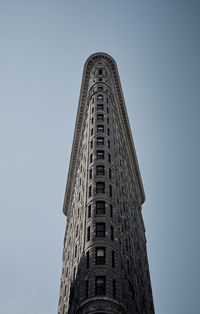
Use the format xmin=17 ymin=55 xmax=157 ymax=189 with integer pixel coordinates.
xmin=58 ymin=53 xmax=154 ymax=314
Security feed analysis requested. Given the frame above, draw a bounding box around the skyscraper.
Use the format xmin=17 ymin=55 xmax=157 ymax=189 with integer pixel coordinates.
xmin=58 ymin=53 xmax=154 ymax=314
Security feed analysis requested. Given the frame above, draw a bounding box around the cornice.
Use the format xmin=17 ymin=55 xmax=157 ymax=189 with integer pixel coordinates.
xmin=63 ymin=52 xmax=145 ymax=216
xmin=76 ymin=296 xmax=127 ymax=314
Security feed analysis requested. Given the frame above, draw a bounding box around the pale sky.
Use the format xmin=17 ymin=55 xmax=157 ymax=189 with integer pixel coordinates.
xmin=0 ymin=1 xmax=199 ymax=313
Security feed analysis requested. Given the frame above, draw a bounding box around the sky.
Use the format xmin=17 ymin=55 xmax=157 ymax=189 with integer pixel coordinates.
xmin=0 ymin=1 xmax=199 ymax=313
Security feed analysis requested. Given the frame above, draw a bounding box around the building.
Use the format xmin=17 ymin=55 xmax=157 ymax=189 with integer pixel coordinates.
xmin=58 ymin=53 xmax=154 ymax=314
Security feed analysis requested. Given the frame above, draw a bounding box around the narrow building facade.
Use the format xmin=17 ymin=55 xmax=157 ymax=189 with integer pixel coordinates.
xmin=58 ymin=53 xmax=154 ymax=314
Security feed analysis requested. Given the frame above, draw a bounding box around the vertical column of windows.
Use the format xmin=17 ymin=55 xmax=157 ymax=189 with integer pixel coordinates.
xmin=87 ymin=98 xmax=93 ymax=301
xmin=86 ymin=69 xmax=117 ymax=301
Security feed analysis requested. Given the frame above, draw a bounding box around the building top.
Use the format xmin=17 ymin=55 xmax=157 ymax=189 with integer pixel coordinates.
xmin=63 ymin=52 xmax=145 ymax=216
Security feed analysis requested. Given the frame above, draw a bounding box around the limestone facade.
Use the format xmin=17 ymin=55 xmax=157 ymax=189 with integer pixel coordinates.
xmin=58 ymin=53 xmax=154 ymax=314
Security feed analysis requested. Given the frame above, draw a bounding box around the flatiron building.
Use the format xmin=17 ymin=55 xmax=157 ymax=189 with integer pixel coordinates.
xmin=58 ymin=53 xmax=154 ymax=314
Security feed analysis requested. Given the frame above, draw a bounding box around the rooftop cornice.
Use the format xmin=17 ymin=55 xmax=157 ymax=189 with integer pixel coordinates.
xmin=63 ymin=52 xmax=145 ymax=216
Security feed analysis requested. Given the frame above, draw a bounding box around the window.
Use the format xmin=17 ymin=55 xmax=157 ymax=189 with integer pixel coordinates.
xmin=107 ymin=107 xmax=109 ymax=114
xmin=108 ymin=140 xmax=110 ymax=148
xmin=89 ymin=168 xmax=92 ymax=179
xmin=107 ymin=117 xmax=109 ymax=124
xmin=108 ymin=153 xmax=111 ymax=163
xmin=97 ymin=95 xmax=104 ymax=101
xmin=113 ymin=279 xmax=116 ymax=298
xmin=96 ymin=201 xmax=105 ymax=214
xmin=106 ymin=97 xmax=108 ymax=104
xmin=91 ymin=117 xmax=94 ymax=124
xmin=96 ymin=223 xmax=105 ymax=238
xmin=109 ymin=168 xmax=112 ymax=179
xmin=85 ymin=280 xmax=88 ymax=298
xmin=96 ymin=276 xmax=106 ymax=296
xmin=109 ymin=185 xmax=112 ymax=197
xmin=88 ymin=205 xmax=91 ymax=218
xmin=89 ymin=186 xmax=92 ymax=197
xmin=97 ymin=125 xmax=104 ymax=133
xmin=96 ymin=248 xmax=105 ymax=265
xmin=96 ymin=165 xmax=105 ymax=176
xmin=75 ymin=245 xmax=77 ymax=257
xmin=111 ymin=226 xmax=114 ymax=241
xmin=96 ymin=182 xmax=105 ymax=194
xmin=97 ymin=150 xmax=104 ymax=160
xmin=107 ymin=128 xmax=110 ymax=135
xmin=87 ymin=226 xmax=90 ymax=241
xmin=90 ymin=140 xmax=93 ymax=148
xmin=91 ymin=128 xmax=93 ymax=136
xmin=97 ymin=114 xmax=104 ymax=121
xmin=112 ymin=250 xmax=115 ymax=268
xmin=99 ymin=69 xmax=102 ymax=75
xmin=98 ymin=77 xmax=102 ymax=82
xmin=92 ymin=97 xmax=94 ymax=104
xmin=92 ymin=107 xmax=94 ymax=113
xmin=110 ymin=204 xmax=113 ymax=217
xmin=97 ymin=137 xmax=104 ymax=146
xmin=97 ymin=104 xmax=104 ymax=111
xmin=86 ymin=251 xmax=89 ymax=268
xmin=90 ymin=154 xmax=93 ymax=163
xmin=98 ymin=86 xmax=103 ymax=91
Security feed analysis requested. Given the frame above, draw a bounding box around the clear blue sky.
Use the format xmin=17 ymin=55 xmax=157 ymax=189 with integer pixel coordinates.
xmin=0 ymin=1 xmax=199 ymax=313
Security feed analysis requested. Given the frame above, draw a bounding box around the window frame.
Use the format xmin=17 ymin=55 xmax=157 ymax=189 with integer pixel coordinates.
xmin=96 ymin=201 xmax=105 ymax=215
xmin=97 ymin=114 xmax=104 ymax=121
xmin=96 ymin=222 xmax=106 ymax=238
xmin=97 ymin=104 xmax=104 ymax=111
xmin=95 ymin=276 xmax=106 ymax=296
xmin=97 ymin=137 xmax=104 ymax=146
xmin=89 ymin=185 xmax=92 ymax=198
xmin=97 ymin=125 xmax=104 ymax=133
xmin=96 ymin=165 xmax=105 ymax=176
xmin=109 ymin=185 xmax=112 ymax=196
xmin=97 ymin=94 xmax=104 ymax=101
xmin=87 ymin=226 xmax=90 ymax=241
xmin=96 ymin=247 xmax=105 ymax=265
xmin=97 ymin=150 xmax=104 ymax=160
xmin=86 ymin=251 xmax=89 ymax=269
xmin=96 ymin=182 xmax=105 ymax=194
xmin=88 ymin=204 xmax=91 ymax=218
xmin=90 ymin=153 xmax=93 ymax=163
